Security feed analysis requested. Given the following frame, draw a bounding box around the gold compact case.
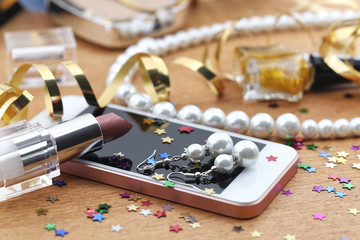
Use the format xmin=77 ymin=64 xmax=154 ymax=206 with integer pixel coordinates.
xmin=48 ymin=0 xmax=190 ymax=48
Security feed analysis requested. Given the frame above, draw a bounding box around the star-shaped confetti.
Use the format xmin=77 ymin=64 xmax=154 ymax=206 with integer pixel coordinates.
xmin=319 ymin=152 xmax=331 ymax=158
xmin=143 ymin=118 xmax=154 ymax=124
xmin=325 ymin=162 xmax=337 ymax=168
xmin=233 ymin=226 xmax=244 ymax=232
xmin=129 ymin=194 xmax=142 ymax=202
xmin=152 ymin=172 xmax=165 ymax=181
xmin=352 ymin=163 xmax=360 ymax=169
xmin=161 ymin=136 xmax=174 ymax=143
xmin=192 ymin=162 xmax=203 ymax=169
xmin=96 ymin=208 xmax=108 ymax=214
xmin=337 ymin=151 xmax=349 ymax=157
xmin=250 ymin=230 xmax=262 ymax=237
xmin=126 ymin=204 xmax=139 ymax=212
xmin=186 ymin=216 xmax=198 ymax=223
xmin=163 ymin=180 xmax=175 ymax=188
xmin=44 ymin=223 xmax=56 ymax=231
xmin=179 ymin=213 xmax=192 ymax=219
xmin=119 ymin=192 xmax=132 ymax=198
xmin=141 ymin=200 xmax=153 ymax=207
xmin=55 ymin=229 xmax=68 ymax=237
xmin=178 ymin=126 xmax=194 ymax=133
xmin=328 ymin=174 xmax=340 ymax=180
xmin=313 ymin=185 xmax=324 ymax=193
xmin=53 ymin=179 xmax=67 ymax=187
xmin=299 ymin=108 xmax=308 ymax=113
xmin=283 ymin=234 xmax=296 ymax=240
xmin=153 ymin=210 xmax=167 ymax=218
xmin=92 ymin=213 xmax=106 ymax=222
xmin=46 ymin=195 xmax=59 ymax=203
xmin=118 ymin=161 xmax=131 ymax=169
xmin=111 ymin=224 xmax=123 ymax=232
xmin=139 ymin=209 xmax=152 ymax=216
xmin=336 ymin=157 xmax=347 ymax=164
xmin=350 ymin=145 xmax=360 ymax=151
xmin=154 ymin=128 xmax=166 ymax=135
xmin=35 ymin=208 xmax=48 ymax=216
xmin=170 ymin=225 xmax=183 ymax=233
xmin=348 ymin=208 xmax=360 ymax=215
xmin=281 ymin=189 xmax=293 ymax=196
xmin=203 ymin=188 xmax=216 ymax=195
xmin=324 ymin=186 xmax=336 ymax=193
xmin=159 ymin=152 xmax=171 ymax=159
xmin=313 ymin=213 xmax=326 ymax=220
xmin=343 ymin=182 xmax=355 ymax=190
xmin=85 ymin=208 xmax=98 ymax=217
xmin=306 ymin=144 xmax=318 ymax=150
xmin=162 ymin=204 xmax=175 ymax=211
xmin=98 ymin=203 xmax=111 ymax=210
xmin=189 ymin=222 xmax=201 ymax=229
xmin=299 ymin=163 xmax=310 ymax=169
xmin=339 ymin=177 xmax=351 ymax=183
xmin=306 ymin=167 xmax=317 ymax=173
xmin=147 ymin=157 xmax=156 ymax=164
xmin=323 ymin=145 xmax=332 ymax=151
xmin=327 ymin=156 xmax=337 ymax=163
xmin=335 ymin=191 xmax=347 ymax=198
xmin=113 ymin=152 xmax=125 ymax=158
xmin=266 ymin=155 xmax=278 ymax=161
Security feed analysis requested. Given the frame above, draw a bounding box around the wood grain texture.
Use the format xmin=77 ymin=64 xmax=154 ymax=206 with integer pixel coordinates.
xmin=1 ymin=1 xmax=360 ymax=239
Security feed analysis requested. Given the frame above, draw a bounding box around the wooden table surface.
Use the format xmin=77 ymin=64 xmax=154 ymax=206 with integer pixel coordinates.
xmin=1 ymin=1 xmax=360 ymax=239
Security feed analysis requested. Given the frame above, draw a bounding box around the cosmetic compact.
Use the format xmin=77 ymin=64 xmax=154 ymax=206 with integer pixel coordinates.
xmin=47 ymin=0 xmax=190 ymax=48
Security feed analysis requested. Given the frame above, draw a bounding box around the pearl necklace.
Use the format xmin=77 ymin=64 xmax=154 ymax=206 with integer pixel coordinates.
xmin=105 ymin=9 xmax=360 ymax=141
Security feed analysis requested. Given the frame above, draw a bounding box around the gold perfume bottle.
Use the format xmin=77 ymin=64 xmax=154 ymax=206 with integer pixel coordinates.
xmin=234 ymin=44 xmax=314 ymax=102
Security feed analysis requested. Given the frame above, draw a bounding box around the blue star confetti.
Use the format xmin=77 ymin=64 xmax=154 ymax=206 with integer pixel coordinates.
xmin=159 ymin=152 xmax=171 ymax=159
xmin=335 ymin=191 xmax=347 ymax=198
xmin=92 ymin=213 xmax=106 ymax=222
xmin=53 ymin=179 xmax=67 ymax=187
xmin=55 ymin=229 xmax=68 ymax=237
xmin=147 ymin=157 xmax=156 ymax=164
xmin=319 ymin=152 xmax=331 ymax=158
xmin=306 ymin=167 xmax=317 ymax=173
xmin=324 ymin=186 xmax=336 ymax=193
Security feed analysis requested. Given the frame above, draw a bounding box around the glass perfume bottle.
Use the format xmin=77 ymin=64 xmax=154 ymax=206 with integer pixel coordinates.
xmin=234 ymin=44 xmax=314 ymax=102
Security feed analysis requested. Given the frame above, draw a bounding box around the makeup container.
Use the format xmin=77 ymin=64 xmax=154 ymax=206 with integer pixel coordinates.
xmin=48 ymin=0 xmax=190 ymax=48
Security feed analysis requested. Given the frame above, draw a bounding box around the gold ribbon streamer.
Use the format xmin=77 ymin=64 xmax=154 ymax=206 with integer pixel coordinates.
xmin=172 ymin=57 xmax=224 ymax=95
xmin=320 ymin=19 xmax=360 ymax=84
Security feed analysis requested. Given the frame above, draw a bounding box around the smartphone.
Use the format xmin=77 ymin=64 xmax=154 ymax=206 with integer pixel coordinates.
xmin=31 ymin=96 xmax=298 ymax=219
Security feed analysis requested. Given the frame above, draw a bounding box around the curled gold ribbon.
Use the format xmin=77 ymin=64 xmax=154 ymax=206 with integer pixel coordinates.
xmin=320 ymin=19 xmax=360 ymax=84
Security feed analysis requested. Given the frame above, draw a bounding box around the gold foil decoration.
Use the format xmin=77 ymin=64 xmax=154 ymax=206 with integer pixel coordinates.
xmin=320 ymin=19 xmax=360 ymax=84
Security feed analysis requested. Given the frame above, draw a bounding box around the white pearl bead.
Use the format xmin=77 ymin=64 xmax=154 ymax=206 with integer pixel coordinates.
xmin=350 ymin=117 xmax=360 ymax=136
xmin=114 ymin=83 xmax=137 ymax=104
xmin=185 ymin=144 xmax=206 ymax=163
xmin=214 ymin=154 xmax=234 ymax=173
xmin=334 ymin=118 xmax=351 ymax=138
xmin=224 ymin=110 xmax=249 ymax=134
xmin=201 ymin=108 xmax=226 ymax=128
xmin=127 ymin=93 xmax=153 ymax=112
xmin=250 ymin=113 xmax=274 ymax=138
xmin=275 ymin=113 xmax=300 ymax=139
xmin=318 ymin=119 xmax=334 ymax=139
xmin=177 ymin=105 xmax=202 ymax=123
xmin=151 ymin=101 xmax=177 ymax=118
xmin=232 ymin=140 xmax=259 ymax=168
xmin=301 ymin=119 xmax=318 ymax=139
xmin=206 ymin=132 xmax=234 ymax=158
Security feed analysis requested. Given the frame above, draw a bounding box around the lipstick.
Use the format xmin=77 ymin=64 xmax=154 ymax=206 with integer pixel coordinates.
xmin=0 ymin=112 xmax=132 ymax=201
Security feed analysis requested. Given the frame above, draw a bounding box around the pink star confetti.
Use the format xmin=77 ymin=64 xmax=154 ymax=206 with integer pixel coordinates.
xmin=328 ymin=174 xmax=340 ymax=181
xmin=281 ymin=190 xmax=293 ymax=196
xmin=266 ymin=155 xmax=278 ymax=162
xmin=313 ymin=213 xmax=326 ymax=220
xmin=170 ymin=225 xmax=183 ymax=233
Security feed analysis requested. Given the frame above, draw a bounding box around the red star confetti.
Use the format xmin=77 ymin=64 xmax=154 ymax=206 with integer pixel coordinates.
xmin=141 ymin=200 xmax=153 ymax=207
xmin=328 ymin=174 xmax=340 ymax=180
xmin=178 ymin=126 xmax=194 ymax=133
xmin=170 ymin=225 xmax=183 ymax=233
xmin=266 ymin=155 xmax=278 ymax=162
xmin=85 ymin=208 xmax=98 ymax=218
xmin=281 ymin=189 xmax=293 ymax=196
xmin=312 ymin=213 xmax=326 ymax=220
xmin=153 ymin=210 xmax=167 ymax=218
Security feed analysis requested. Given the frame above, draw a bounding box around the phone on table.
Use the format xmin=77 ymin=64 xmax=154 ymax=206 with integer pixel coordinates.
xmin=31 ymin=96 xmax=298 ymax=219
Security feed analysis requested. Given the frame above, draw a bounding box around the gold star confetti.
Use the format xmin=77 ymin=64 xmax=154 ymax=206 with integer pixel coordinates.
xmin=152 ymin=173 xmax=165 ymax=181
xmin=323 ymin=145 xmax=332 ymax=151
xmin=129 ymin=194 xmax=142 ymax=202
xmin=283 ymin=234 xmax=296 ymax=240
xmin=336 ymin=157 xmax=348 ymax=164
xmin=192 ymin=162 xmax=202 ymax=169
xmin=126 ymin=204 xmax=139 ymax=212
xmin=161 ymin=136 xmax=174 ymax=143
xmin=46 ymin=195 xmax=59 ymax=203
xmin=348 ymin=208 xmax=360 ymax=215
xmin=250 ymin=230 xmax=262 ymax=237
xmin=143 ymin=118 xmax=154 ymax=124
xmin=189 ymin=222 xmax=201 ymax=229
xmin=154 ymin=128 xmax=166 ymax=135
xmin=203 ymin=188 xmax=216 ymax=195
xmin=327 ymin=156 xmax=337 ymax=163
xmin=353 ymin=163 xmax=360 ymax=169
xmin=179 ymin=213 xmax=192 ymax=219
xmin=337 ymin=151 xmax=349 ymax=158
